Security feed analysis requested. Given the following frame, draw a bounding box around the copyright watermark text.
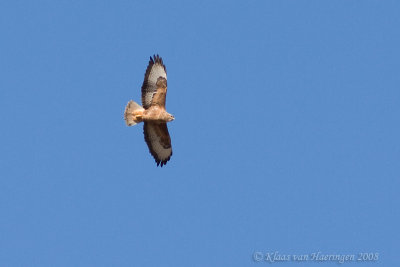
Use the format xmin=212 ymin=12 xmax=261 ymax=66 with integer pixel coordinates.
xmin=253 ymin=251 xmax=379 ymax=264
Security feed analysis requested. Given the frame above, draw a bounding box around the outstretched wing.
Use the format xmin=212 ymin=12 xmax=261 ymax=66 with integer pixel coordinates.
xmin=141 ymin=55 xmax=167 ymax=109
xmin=143 ymin=122 xmax=172 ymax=167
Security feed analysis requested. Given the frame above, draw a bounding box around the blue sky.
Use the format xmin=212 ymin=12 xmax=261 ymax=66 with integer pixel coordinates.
xmin=1 ymin=1 xmax=399 ymax=266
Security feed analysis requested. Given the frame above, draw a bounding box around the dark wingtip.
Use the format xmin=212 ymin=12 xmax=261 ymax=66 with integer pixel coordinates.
xmin=155 ymin=159 xmax=168 ymax=167
xmin=151 ymin=54 xmax=163 ymax=65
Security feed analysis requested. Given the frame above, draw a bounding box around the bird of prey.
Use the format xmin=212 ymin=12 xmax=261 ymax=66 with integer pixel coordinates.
xmin=124 ymin=55 xmax=174 ymax=167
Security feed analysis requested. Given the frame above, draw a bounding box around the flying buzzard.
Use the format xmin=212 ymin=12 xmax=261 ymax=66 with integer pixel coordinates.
xmin=124 ymin=55 xmax=174 ymax=167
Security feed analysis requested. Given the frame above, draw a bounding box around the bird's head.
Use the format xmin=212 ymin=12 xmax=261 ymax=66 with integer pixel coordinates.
xmin=167 ymin=113 xmax=175 ymax=122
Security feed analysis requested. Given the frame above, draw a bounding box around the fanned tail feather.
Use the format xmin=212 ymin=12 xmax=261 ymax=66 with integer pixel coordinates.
xmin=124 ymin=100 xmax=144 ymax=126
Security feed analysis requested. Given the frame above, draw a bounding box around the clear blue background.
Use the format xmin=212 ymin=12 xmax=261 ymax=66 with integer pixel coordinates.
xmin=1 ymin=1 xmax=399 ymax=266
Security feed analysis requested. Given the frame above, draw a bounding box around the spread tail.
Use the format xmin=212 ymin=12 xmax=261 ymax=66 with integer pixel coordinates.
xmin=124 ymin=100 xmax=144 ymax=126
